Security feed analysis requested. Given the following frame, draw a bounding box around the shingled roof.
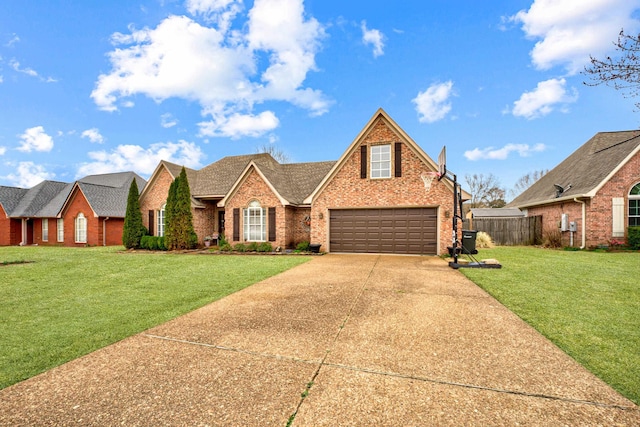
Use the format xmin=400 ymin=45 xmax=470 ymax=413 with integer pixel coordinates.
xmin=0 ymin=186 xmax=28 ymax=216
xmin=509 ymin=130 xmax=640 ymax=208
xmin=192 ymin=154 xmax=277 ymax=197
xmin=7 ymin=181 xmax=71 ymax=218
xmin=0 ymin=172 xmax=145 ymax=219
xmin=74 ymin=172 xmax=146 ymax=217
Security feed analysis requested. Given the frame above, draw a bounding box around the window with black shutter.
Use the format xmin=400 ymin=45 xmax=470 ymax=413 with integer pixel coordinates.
xmin=360 ymin=145 xmax=367 ymax=179
xmin=395 ymin=142 xmax=402 ymax=177
xmin=233 ymin=208 xmax=240 ymax=241
xmin=268 ymin=207 xmax=276 ymax=242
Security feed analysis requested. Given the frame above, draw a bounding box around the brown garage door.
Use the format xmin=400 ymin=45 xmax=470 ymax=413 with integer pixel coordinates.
xmin=329 ymin=208 xmax=438 ymax=255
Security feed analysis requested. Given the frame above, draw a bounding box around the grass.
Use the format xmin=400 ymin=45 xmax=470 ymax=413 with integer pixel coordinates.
xmin=459 ymin=246 xmax=640 ymax=405
xmin=0 ymin=246 xmax=310 ymax=389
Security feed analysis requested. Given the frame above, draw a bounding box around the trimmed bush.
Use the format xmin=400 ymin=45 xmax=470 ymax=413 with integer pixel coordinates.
xmin=256 ymin=242 xmax=273 ymax=252
xmin=247 ymin=242 xmax=259 ymax=252
xmin=233 ymin=243 xmax=248 ymax=252
xmin=219 ymin=242 xmax=232 ymax=252
xmin=140 ymin=236 xmax=167 ymax=251
xmin=296 ymin=241 xmax=310 ymax=251
xmin=628 ymin=226 xmax=640 ymax=250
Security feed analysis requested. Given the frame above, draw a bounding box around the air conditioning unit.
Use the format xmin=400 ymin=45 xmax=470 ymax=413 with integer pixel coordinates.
xmin=560 ymin=214 xmax=569 ymax=232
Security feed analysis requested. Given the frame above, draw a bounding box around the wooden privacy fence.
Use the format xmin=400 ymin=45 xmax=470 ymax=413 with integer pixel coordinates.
xmin=472 ymin=216 xmax=542 ymax=246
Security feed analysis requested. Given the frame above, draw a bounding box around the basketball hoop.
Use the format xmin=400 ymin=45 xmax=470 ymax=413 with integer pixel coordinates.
xmin=420 ymin=172 xmax=440 ymax=191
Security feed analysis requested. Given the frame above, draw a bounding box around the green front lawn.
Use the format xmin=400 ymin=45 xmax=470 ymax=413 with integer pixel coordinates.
xmin=460 ymin=247 xmax=640 ymax=405
xmin=0 ymin=246 xmax=310 ymax=389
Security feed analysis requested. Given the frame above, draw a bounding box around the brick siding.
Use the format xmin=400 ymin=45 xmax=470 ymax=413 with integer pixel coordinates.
xmin=310 ymin=118 xmax=454 ymax=255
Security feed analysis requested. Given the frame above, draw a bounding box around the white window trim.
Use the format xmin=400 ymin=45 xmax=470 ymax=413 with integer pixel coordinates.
xmin=158 ymin=204 xmax=166 ymax=237
xmin=370 ymin=144 xmax=391 ymax=179
xmin=57 ymin=218 xmax=64 ymax=242
xmin=42 ymin=218 xmax=48 ymax=242
xmin=75 ymin=213 xmax=87 ymax=243
xmin=243 ymin=200 xmax=266 ymax=242
xmin=629 ymin=183 xmax=640 ymax=227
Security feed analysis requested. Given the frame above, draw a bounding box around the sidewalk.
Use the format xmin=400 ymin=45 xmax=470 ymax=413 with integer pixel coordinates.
xmin=0 ymin=255 xmax=637 ymax=426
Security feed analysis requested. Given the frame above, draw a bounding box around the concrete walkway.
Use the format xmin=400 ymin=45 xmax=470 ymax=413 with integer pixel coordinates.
xmin=0 ymin=255 xmax=638 ymax=426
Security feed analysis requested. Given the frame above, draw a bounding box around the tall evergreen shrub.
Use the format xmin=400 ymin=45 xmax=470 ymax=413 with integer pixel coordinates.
xmin=165 ymin=167 xmax=198 ymax=250
xmin=122 ymin=179 xmax=146 ymax=249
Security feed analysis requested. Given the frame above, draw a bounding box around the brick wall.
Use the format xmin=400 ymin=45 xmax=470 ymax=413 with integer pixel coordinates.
xmin=0 ymin=205 xmax=22 ymax=245
xmin=63 ymin=187 xmax=100 ymax=246
xmin=285 ymin=207 xmax=311 ymax=248
xmin=140 ymin=167 xmax=174 ymax=235
xmin=103 ymin=218 xmax=125 ymax=246
xmin=310 ymin=118 xmax=454 ymax=254
xmin=225 ymin=168 xmax=286 ymax=247
xmin=527 ymin=150 xmax=640 ymax=247
xmin=193 ymin=202 xmax=217 ymax=244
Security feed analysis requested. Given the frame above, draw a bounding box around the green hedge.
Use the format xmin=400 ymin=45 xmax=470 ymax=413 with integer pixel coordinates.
xmin=628 ymin=226 xmax=640 ymax=250
xmin=140 ymin=236 xmax=167 ymax=251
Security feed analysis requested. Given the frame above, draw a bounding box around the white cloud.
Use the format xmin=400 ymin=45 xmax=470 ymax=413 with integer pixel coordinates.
xmin=0 ymin=146 xmax=6 ymax=155
xmin=464 ymin=143 xmax=547 ymax=161
xmin=76 ymin=140 xmax=205 ymax=177
xmin=511 ymin=0 xmax=640 ymax=74
xmin=160 ymin=113 xmax=178 ymax=128
xmin=198 ymin=110 xmax=279 ymax=138
xmin=9 ymin=59 xmax=57 ymax=82
xmin=4 ymin=161 xmax=55 ymax=187
xmin=511 ymin=78 xmax=578 ymax=119
xmin=361 ymin=21 xmax=385 ymax=57
xmin=17 ymin=126 xmax=54 ymax=152
xmin=5 ymin=34 xmax=20 ymax=47
xmin=412 ymin=81 xmax=454 ymax=123
xmin=92 ymin=0 xmax=329 ymax=139
xmin=81 ymin=128 xmax=105 ymax=144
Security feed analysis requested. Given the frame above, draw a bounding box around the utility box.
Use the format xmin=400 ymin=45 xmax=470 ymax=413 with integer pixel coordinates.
xmin=461 ymin=230 xmax=478 ymax=254
xmin=561 ymin=214 xmax=569 ymax=231
xmin=569 ymin=221 xmax=577 ymax=232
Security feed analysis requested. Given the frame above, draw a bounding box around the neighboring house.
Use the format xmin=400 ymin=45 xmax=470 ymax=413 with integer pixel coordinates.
xmin=0 ymin=172 xmax=145 ymax=247
xmin=141 ymin=109 xmax=465 ymax=255
xmin=509 ymin=130 xmax=640 ymax=248
xmin=466 ymin=207 xmax=524 ymax=226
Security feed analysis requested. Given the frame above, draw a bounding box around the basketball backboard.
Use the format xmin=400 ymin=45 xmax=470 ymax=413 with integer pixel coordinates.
xmin=437 ymin=146 xmax=446 ymax=179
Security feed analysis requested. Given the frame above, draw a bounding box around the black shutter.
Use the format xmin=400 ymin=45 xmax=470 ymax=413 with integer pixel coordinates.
xmin=360 ymin=145 xmax=367 ymax=179
xmin=268 ymin=207 xmax=276 ymax=242
xmin=395 ymin=142 xmax=402 ymax=177
xmin=233 ymin=208 xmax=240 ymax=241
xmin=148 ymin=210 xmax=154 ymax=236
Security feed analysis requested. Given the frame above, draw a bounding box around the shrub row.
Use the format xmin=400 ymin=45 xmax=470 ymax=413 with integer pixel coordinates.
xmin=140 ymin=236 xmax=167 ymax=251
xmin=629 ymin=226 xmax=640 ymax=250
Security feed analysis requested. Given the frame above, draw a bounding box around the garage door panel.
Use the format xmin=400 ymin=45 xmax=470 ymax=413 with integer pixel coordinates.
xmin=330 ymin=208 xmax=438 ymax=255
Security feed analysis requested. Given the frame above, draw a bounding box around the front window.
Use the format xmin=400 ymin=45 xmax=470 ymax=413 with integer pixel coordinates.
xmin=630 ymin=183 xmax=640 ymax=227
xmin=42 ymin=219 xmax=48 ymax=241
xmin=158 ymin=204 xmax=166 ymax=237
xmin=57 ymin=218 xmax=64 ymax=242
xmin=371 ymin=144 xmax=391 ymax=179
xmin=75 ymin=213 xmax=87 ymax=243
xmin=244 ymin=200 xmax=266 ymax=242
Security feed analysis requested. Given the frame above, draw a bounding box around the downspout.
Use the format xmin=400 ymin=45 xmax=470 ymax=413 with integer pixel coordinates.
xmin=574 ymin=198 xmax=586 ymax=249
xmin=103 ymin=217 xmax=110 ymax=246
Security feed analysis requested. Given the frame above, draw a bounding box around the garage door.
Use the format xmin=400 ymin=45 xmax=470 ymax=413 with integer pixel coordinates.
xmin=329 ymin=208 xmax=438 ymax=255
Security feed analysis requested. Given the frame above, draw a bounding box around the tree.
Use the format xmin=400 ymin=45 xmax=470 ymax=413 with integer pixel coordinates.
xmin=122 ymin=178 xmax=146 ymax=249
xmin=165 ymin=167 xmax=198 ymax=250
xmin=254 ymin=143 xmax=290 ymax=163
xmin=584 ymin=29 xmax=640 ymax=109
xmin=464 ymin=173 xmax=506 ymax=209
xmin=510 ymin=169 xmax=549 ymax=199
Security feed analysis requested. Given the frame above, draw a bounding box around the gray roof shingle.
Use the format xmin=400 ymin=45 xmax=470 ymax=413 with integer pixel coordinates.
xmin=0 ymin=186 xmax=28 ymax=216
xmin=509 ymin=130 xmax=640 ymax=208
xmin=77 ymin=172 xmax=146 ymax=217
xmin=10 ymin=181 xmax=71 ymax=218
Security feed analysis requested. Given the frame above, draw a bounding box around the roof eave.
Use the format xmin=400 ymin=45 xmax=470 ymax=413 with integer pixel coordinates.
xmin=514 ymin=194 xmax=591 ymax=209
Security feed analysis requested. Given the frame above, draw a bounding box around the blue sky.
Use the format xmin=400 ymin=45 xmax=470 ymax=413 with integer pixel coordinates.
xmin=1 ymin=0 xmax=639 ymax=199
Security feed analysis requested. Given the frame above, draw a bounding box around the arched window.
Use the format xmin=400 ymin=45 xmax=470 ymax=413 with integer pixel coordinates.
xmin=158 ymin=204 xmax=166 ymax=237
xmin=243 ymin=200 xmax=266 ymax=242
xmin=630 ymin=183 xmax=640 ymax=227
xmin=75 ymin=213 xmax=87 ymax=243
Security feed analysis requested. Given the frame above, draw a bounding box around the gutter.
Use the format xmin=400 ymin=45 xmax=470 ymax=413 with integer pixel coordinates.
xmin=573 ymin=198 xmax=586 ymax=249
xmin=103 ymin=217 xmax=110 ymax=246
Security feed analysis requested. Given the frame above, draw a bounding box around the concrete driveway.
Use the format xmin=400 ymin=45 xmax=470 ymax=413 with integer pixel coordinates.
xmin=0 ymin=254 xmax=638 ymax=426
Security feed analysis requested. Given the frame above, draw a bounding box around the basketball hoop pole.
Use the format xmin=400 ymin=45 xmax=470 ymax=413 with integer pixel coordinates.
xmin=436 ymin=145 xmax=463 ymax=264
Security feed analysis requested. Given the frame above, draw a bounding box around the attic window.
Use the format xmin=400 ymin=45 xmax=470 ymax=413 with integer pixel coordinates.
xmin=371 ymin=145 xmax=391 ymax=179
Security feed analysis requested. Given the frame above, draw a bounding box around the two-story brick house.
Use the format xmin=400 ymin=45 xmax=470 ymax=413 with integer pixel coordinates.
xmin=141 ymin=109 xmax=461 ymax=255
